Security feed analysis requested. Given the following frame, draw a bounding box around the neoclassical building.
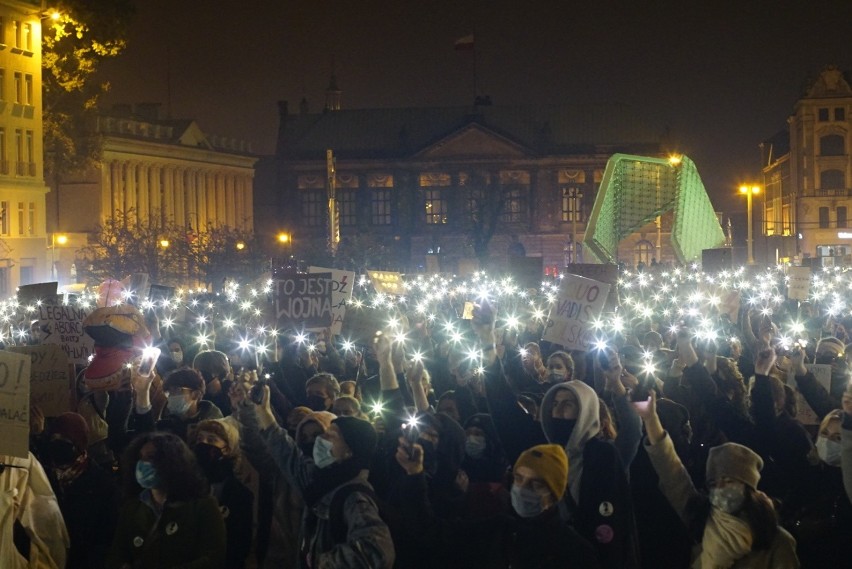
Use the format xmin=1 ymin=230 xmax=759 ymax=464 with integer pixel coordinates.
xmin=0 ymin=1 xmax=49 ymax=294
xmin=761 ymin=66 xmax=852 ymax=266
xmin=50 ymin=104 xmax=257 ymax=285
xmin=270 ymin=97 xmax=671 ymax=273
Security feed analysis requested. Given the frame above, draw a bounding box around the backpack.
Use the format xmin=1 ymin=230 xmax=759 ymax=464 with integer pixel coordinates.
xmin=328 ymin=482 xmax=381 ymax=544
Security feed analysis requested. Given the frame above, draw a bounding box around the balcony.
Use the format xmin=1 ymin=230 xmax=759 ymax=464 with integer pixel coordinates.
xmin=0 ymin=161 xmax=8 ymax=175
xmin=813 ymin=188 xmax=850 ymax=197
xmin=27 ymin=162 xmax=35 ymax=176
xmin=15 ymin=161 xmax=25 ymax=176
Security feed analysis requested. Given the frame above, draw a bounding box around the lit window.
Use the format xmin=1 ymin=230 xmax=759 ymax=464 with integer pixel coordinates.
xmin=24 ymin=74 xmax=32 ymax=105
xmin=13 ymin=72 xmax=21 ymax=104
xmin=561 ymin=187 xmax=584 ymax=222
xmin=23 ymin=23 xmax=31 ymax=52
xmin=782 ymin=204 xmax=791 ymax=236
xmin=424 ymin=189 xmax=447 ymax=224
xmin=634 ymin=240 xmax=655 ymax=267
xmin=12 ymin=20 xmax=19 ymax=49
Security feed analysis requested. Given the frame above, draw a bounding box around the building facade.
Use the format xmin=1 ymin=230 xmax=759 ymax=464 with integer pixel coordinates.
xmin=761 ymin=66 xmax=852 ymax=266
xmin=50 ymin=104 xmax=257 ymax=286
xmin=271 ymin=100 xmax=674 ymax=274
xmin=0 ymin=1 xmax=49 ymax=294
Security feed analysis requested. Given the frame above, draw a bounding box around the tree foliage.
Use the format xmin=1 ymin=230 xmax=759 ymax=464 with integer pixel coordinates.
xmin=42 ymin=0 xmax=135 ymax=179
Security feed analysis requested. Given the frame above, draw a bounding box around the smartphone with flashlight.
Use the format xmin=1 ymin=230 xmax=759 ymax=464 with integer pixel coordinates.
xmin=138 ymin=347 xmax=161 ymax=377
xmin=461 ymin=301 xmax=475 ymax=320
xmin=403 ymin=419 xmax=420 ymax=460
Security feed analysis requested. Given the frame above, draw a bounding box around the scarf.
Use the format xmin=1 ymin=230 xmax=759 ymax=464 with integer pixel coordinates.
xmin=695 ymin=508 xmax=753 ymax=569
xmin=54 ymin=453 xmax=89 ymax=489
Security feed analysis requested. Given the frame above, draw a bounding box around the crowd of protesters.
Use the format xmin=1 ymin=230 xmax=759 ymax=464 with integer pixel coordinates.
xmin=3 ymin=266 xmax=852 ymax=568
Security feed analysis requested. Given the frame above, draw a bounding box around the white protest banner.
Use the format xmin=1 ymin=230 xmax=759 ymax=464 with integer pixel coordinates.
xmin=787 ymin=363 xmax=831 ymax=426
xmin=368 ymin=270 xmax=404 ymax=295
xmin=543 ymin=273 xmax=610 ymax=351
xmin=274 ymin=273 xmax=333 ymax=329
xmin=36 ymin=296 xmax=94 ymax=366
xmin=9 ymin=345 xmax=70 ymax=417
xmin=0 ymin=350 xmax=32 ymax=458
xmin=788 ymin=266 xmax=811 ymax=301
xmin=309 ymin=266 xmax=355 ymax=335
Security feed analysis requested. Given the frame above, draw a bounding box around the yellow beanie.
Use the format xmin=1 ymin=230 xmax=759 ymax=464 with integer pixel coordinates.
xmin=514 ymin=444 xmax=569 ymax=500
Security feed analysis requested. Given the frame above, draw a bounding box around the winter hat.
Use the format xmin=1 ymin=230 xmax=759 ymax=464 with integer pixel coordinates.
xmin=706 ymin=442 xmax=763 ymax=489
xmin=297 ymin=410 xmax=336 ymax=439
xmin=332 ymin=416 xmax=377 ymax=470
xmin=195 ymin=418 xmax=240 ymax=455
xmin=48 ymin=412 xmax=90 ymax=453
xmin=514 ymin=444 xmax=569 ymax=500
xmin=817 ymin=336 xmax=844 ymax=355
xmin=164 ymin=368 xmax=206 ymax=395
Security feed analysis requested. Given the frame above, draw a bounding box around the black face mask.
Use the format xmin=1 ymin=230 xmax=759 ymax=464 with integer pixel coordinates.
xmin=549 ymin=418 xmax=577 ymax=446
xmin=48 ymin=440 xmax=79 ymax=468
xmin=299 ymin=441 xmax=315 ymax=457
xmin=194 ymin=443 xmax=232 ymax=482
xmin=305 ymin=394 xmax=329 ymax=412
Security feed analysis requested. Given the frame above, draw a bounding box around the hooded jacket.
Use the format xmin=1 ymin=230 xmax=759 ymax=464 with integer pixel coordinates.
xmin=540 ymin=381 xmax=640 ymax=569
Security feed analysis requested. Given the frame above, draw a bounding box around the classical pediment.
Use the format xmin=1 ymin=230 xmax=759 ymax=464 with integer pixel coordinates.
xmin=415 ymin=123 xmax=531 ymax=158
xmin=177 ymin=121 xmax=213 ymax=150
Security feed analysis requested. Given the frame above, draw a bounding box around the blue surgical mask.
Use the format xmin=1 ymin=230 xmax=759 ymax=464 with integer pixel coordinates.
xmin=312 ymin=436 xmax=336 ymax=469
xmin=167 ymin=394 xmax=192 ymax=416
xmin=135 ymin=460 xmax=159 ymax=489
xmin=816 ymin=437 xmax=842 ymax=466
xmin=465 ymin=435 xmax=487 ymax=459
xmin=709 ymin=483 xmax=746 ymax=514
xmin=511 ymin=485 xmax=544 ymax=518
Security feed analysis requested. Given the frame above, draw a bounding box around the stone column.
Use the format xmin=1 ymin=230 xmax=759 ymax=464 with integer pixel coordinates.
xmin=101 ymin=161 xmax=112 ymax=223
xmin=138 ymin=163 xmax=149 ymax=224
xmin=206 ymin=172 xmax=217 ymax=227
xmin=125 ymin=162 xmax=137 ymax=219
xmin=216 ymin=172 xmax=227 ymax=225
xmin=196 ymin=171 xmax=208 ymax=231
xmin=174 ymin=168 xmax=186 ymax=227
xmin=163 ymin=166 xmax=174 ymax=222
xmin=111 ymin=161 xmax=122 ymax=221
xmin=225 ymin=173 xmax=236 ymax=227
xmin=185 ymin=168 xmax=198 ymax=231
xmin=243 ymin=175 xmax=254 ymax=231
xmin=149 ymin=164 xmax=162 ymax=224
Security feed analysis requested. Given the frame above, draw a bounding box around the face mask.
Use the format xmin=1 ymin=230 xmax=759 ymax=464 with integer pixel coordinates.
xmin=306 ymin=394 xmax=329 ymax=412
xmin=465 ymin=435 xmax=487 ymax=459
xmin=312 ymin=436 xmax=336 ymax=469
xmin=48 ymin=439 xmax=79 ymax=467
xmin=549 ymin=418 xmax=577 ymax=446
xmin=167 ymin=394 xmax=192 ymax=416
xmin=135 ymin=460 xmax=159 ymax=489
xmin=299 ymin=441 xmax=315 ymax=457
xmin=816 ymin=437 xmax=842 ymax=466
xmin=170 ymin=350 xmax=183 ymax=364
xmin=548 ymin=370 xmax=568 ymax=383
xmin=709 ymin=483 xmax=746 ymax=514
xmin=194 ymin=443 xmax=231 ymax=481
xmin=511 ymin=485 xmax=545 ymax=518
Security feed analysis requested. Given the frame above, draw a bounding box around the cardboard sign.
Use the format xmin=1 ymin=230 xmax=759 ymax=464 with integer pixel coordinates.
xmin=339 ymin=304 xmax=388 ymax=346
xmin=309 ymin=267 xmax=355 ymax=335
xmin=788 ymin=266 xmax=811 ymax=301
xmin=787 ymin=363 xmax=831 ymax=426
xmin=543 ymin=274 xmax=611 ymax=351
xmin=17 ymin=281 xmax=58 ymax=307
xmin=563 ymin=264 xmax=619 ymax=311
xmin=0 ymin=350 xmax=32 ymax=458
xmin=148 ymin=284 xmax=175 ymax=303
xmin=274 ymin=273 xmax=333 ymax=329
xmin=35 ymin=296 xmax=94 ymax=366
xmin=9 ymin=345 xmax=70 ymax=417
xmin=368 ymin=270 xmax=404 ymax=295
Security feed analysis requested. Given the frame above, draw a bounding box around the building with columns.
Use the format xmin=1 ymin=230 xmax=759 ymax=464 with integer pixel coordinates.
xmin=761 ymin=66 xmax=852 ymax=266
xmin=0 ymin=1 xmax=50 ymax=294
xmin=50 ymin=104 xmax=257 ymax=286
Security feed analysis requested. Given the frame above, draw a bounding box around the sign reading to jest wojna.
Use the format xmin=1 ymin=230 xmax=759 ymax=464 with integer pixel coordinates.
xmin=543 ymin=273 xmax=611 ymax=351
xmin=275 ymin=273 xmax=333 ymax=329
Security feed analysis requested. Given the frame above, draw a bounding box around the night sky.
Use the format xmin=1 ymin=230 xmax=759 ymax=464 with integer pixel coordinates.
xmin=97 ymin=0 xmax=852 ymax=213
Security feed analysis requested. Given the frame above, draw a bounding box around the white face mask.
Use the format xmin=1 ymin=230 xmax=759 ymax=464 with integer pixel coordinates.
xmin=548 ymin=370 xmax=568 ymax=383
xmin=465 ymin=435 xmax=487 ymax=459
xmin=167 ymin=394 xmax=192 ymax=416
xmin=312 ymin=436 xmax=336 ymax=468
xmin=709 ymin=482 xmax=746 ymax=514
xmin=816 ymin=436 xmax=842 ymax=467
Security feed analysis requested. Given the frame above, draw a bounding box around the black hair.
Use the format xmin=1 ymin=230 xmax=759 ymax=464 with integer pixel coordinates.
xmin=121 ymin=431 xmax=209 ymax=501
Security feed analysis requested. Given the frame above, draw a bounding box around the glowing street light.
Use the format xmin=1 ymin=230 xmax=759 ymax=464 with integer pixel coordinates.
xmin=739 ymin=184 xmax=760 ymax=265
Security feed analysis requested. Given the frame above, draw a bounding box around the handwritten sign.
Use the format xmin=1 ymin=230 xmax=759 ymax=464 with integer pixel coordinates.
xmin=787 ymin=266 xmax=811 ymax=301
xmin=0 ymin=350 xmax=32 ymax=458
xmin=309 ymin=267 xmax=355 ymax=335
xmin=35 ymin=296 xmax=94 ymax=366
xmin=787 ymin=363 xmax=831 ymax=426
xmin=368 ymin=270 xmax=404 ymax=295
xmin=275 ymin=273 xmax=333 ymax=328
xmin=9 ymin=345 xmax=70 ymax=417
xmin=17 ymin=281 xmax=58 ymax=307
xmin=562 ymin=264 xmax=619 ymax=311
xmin=543 ymin=274 xmax=610 ymax=351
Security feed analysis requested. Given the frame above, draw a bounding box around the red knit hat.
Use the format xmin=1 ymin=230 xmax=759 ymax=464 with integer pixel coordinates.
xmin=48 ymin=412 xmax=90 ymax=453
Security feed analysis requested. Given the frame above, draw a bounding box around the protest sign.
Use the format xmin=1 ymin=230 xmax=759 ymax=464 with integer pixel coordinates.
xmin=17 ymin=281 xmax=58 ymax=307
xmin=35 ymin=296 xmax=94 ymax=366
xmin=9 ymin=345 xmax=70 ymax=417
xmin=788 ymin=266 xmax=811 ymax=301
xmin=543 ymin=274 xmax=611 ymax=351
xmin=787 ymin=363 xmax=831 ymax=426
xmin=563 ymin=264 xmax=619 ymax=311
xmin=368 ymin=270 xmax=404 ymax=295
xmin=340 ymin=305 xmax=386 ymax=345
xmin=275 ymin=273 xmax=333 ymax=329
xmin=0 ymin=350 xmax=32 ymax=458
xmin=309 ymin=267 xmax=355 ymax=335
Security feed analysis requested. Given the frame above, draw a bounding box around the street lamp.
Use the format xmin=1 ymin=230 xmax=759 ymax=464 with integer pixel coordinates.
xmin=236 ymin=241 xmax=246 ymax=251
xmin=739 ymin=184 xmax=760 ymax=265
xmin=50 ymin=233 xmax=68 ymax=281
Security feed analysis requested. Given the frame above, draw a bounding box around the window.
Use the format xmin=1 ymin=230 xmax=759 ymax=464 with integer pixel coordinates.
xmin=819 ymin=207 xmax=830 ymax=228
xmin=17 ymin=201 xmax=23 ymax=234
xmin=0 ymin=69 xmax=5 ymax=100
xmin=0 ymin=128 xmax=6 ymax=173
xmin=836 ymin=108 xmax=846 ymax=121
xmin=0 ymin=18 xmax=5 ymax=45
xmin=820 ymin=134 xmax=845 ymax=156
xmin=14 ymin=129 xmax=22 ymax=174
xmin=765 ymin=207 xmax=775 ymax=235
xmin=839 ymin=206 xmax=848 ymax=229
xmin=820 ymin=169 xmax=845 ymax=190
xmin=818 ymin=108 xmax=829 ymax=122
xmin=13 ymin=72 xmax=21 ymax=104
xmin=24 ymin=74 xmax=32 ymax=105
xmin=22 ymin=23 xmax=31 ymax=52
xmin=561 ymin=187 xmax=584 ymax=222
xmin=782 ymin=204 xmax=792 ymax=236
xmin=12 ymin=20 xmax=19 ymax=49
xmin=0 ymin=267 xmax=7 ymax=297
xmin=300 ymin=190 xmax=323 ymax=227
xmin=371 ymin=189 xmax=392 ymax=225
xmin=19 ymin=265 xmax=33 ymax=286
xmin=25 ymin=130 xmax=32 ymax=174
xmin=0 ymin=201 xmax=7 ymax=234
xmin=424 ymin=189 xmax=447 ymax=224
xmin=338 ymin=189 xmax=357 ymax=227
xmin=27 ymin=202 xmax=34 ymax=235
xmin=634 ymin=240 xmax=655 ymax=267
xmin=501 ymin=187 xmax=524 ymax=223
